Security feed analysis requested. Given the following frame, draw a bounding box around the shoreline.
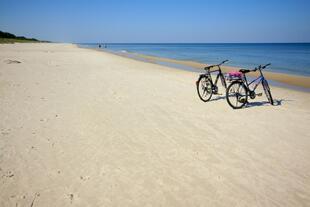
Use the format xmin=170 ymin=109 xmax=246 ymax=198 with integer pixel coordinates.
xmin=78 ymin=45 xmax=310 ymax=91
xmin=118 ymin=51 xmax=310 ymax=90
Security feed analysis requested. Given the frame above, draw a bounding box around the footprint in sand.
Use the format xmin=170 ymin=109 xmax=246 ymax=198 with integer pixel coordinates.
xmin=12 ymin=83 xmax=20 ymax=87
xmin=2 ymin=170 xmax=14 ymax=178
xmin=80 ymin=176 xmax=90 ymax=181
xmin=46 ymin=138 xmax=56 ymax=147
xmin=1 ymin=129 xmax=11 ymax=136
xmin=109 ymin=90 xmax=122 ymax=101
xmin=1 ymin=132 xmax=9 ymax=136
xmin=4 ymin=59 xmax=21 ymax=64
xmin=67 ymin=194 xmax=74 ymax=204
xmin=30 ymin=193 xmax=40 ymax=207
xmin=39 ymin=118 xmax=49 ymax=122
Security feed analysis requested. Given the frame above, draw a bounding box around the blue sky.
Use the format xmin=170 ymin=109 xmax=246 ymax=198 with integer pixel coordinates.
xmin=0 ymin=0 xmax=309 ymax=43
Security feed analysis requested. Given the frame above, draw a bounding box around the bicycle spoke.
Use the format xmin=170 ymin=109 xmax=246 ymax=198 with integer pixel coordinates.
xmin=202 ymin=88 xmax=207 ymax=97
xmin=237 ymin=84 xmax=241 ymax=106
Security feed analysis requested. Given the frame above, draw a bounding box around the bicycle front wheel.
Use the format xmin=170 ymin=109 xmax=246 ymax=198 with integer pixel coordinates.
xmin=226 ymin=81 xmax=248 ymax=109
xmin=196 ymin=75 xmax=213 ymax=102
xmin=262 ymin=79 xmax=274 ymax=105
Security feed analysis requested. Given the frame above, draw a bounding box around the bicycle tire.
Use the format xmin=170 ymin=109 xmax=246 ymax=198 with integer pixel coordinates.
xmin=262 ymin=79 xmax=274 ymax=105
xmin=226 ymin=81 xmax=248 ymax=109
xmin=196 ymin=75 xmax=213 ymax=102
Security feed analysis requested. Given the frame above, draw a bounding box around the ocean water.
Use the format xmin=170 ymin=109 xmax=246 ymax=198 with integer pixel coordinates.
xmin=79 ymin=43 xmax=310 ymax=76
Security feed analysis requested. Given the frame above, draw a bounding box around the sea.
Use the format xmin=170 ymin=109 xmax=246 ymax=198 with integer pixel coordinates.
xmin=79 ymin=43 xmax=310 ymax=77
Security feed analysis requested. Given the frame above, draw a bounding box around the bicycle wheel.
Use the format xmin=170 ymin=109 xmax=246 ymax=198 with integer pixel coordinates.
xmin=226 ymin=81 xmax=248 ymax=109
xmin=262 ymin=79 xmax=274 ymax=105
xmin=196 ymin=75 xmax=213 ymax=102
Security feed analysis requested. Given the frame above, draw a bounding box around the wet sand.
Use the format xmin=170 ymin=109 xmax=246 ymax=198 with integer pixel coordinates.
xmin=125 ymin=53 xmax=310 ymax=89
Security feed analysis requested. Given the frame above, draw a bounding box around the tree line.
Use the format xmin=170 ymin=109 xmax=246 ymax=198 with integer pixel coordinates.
xmin=0 ymin=30 xmax=39 ymax=41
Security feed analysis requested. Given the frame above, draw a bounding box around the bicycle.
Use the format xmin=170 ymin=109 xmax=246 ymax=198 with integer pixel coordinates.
xmin=196 ymin=60 xmax=229 ymax=102
xmin=226 ymin=63 xmax=274 ymax=109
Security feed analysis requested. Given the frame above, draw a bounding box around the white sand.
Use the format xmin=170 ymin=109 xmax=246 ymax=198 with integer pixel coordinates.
xmin=0 ymin=43 xmax=310 ymax=207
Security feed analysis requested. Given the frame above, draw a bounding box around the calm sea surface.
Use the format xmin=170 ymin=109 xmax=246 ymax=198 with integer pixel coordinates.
xmin=79 ymin=43 xmax=310 ymax=76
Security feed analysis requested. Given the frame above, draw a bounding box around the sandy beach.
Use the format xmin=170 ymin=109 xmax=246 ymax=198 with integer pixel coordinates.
xmin=1 ymin=43 xmax=310 ymax=206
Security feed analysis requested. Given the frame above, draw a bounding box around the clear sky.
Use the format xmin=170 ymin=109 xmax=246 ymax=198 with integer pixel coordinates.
xmin=0 ymin=0 xmax=309 ymax=43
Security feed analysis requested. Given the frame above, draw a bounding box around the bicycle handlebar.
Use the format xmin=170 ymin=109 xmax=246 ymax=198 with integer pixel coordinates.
xmin=220 ymin=60 xmax=229 ymax=65
xmin=261 ymin=63 xmax=271 ymax=69
xmin=204 ymin=60 xmax=229 ymax=70
xmin=253 ymin=63 xmax=271 ymax=72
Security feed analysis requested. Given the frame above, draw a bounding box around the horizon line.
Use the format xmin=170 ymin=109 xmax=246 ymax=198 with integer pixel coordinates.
xmin=75 ymin=42 xmax=310 ymax=44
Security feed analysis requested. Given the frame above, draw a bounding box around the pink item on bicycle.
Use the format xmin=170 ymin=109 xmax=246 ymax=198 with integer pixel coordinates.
xmin=228 ymin=71 xmax=242 ymax=78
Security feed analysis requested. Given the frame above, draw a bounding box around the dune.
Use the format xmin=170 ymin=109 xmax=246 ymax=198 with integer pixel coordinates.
xmin=0 ymin=43 xmax=309 ymax=207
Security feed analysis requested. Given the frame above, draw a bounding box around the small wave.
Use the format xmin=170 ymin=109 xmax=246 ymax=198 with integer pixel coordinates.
xmin=120 ymin=50 xmax=128 ymax=53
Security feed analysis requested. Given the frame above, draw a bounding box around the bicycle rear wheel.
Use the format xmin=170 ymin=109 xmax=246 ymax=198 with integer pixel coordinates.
xmin=226 ymin=81 xmax=248 ymax=109
xmin=262 ymin=79 xmax=274 ymax=105
xmin=196 ymin=75 xmax=213 ymax=102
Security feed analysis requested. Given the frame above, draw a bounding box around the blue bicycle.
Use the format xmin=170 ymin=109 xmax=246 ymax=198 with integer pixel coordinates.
xmin=226 ymin=64 xmax=274 ymax=109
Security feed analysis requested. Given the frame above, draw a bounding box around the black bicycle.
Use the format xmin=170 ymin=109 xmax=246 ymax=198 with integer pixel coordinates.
xmin=226 ymin=63 xmax=274 ymax=109
xmin=196 ymin=60 xmax=229 ymax=102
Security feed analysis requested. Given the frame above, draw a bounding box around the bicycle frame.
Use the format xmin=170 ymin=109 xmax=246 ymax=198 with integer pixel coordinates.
xmin=205 ymin=65 xmax=226 ymax=88
xmin=242 ymin=68 xmax=265 ymax=92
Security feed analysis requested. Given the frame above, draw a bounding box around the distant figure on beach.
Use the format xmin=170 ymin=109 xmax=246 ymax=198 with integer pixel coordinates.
xmin=99 ymin=44 xmax=101 ymax=48
xmin=105 ymin=44 xmax=107 ymax=48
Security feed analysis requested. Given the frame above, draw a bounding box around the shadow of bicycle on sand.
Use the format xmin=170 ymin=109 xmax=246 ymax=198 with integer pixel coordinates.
xmin=208 ymin=95 xmax=226 ymax=102
xmin=245 ymin=99 xmax=291 ymax=109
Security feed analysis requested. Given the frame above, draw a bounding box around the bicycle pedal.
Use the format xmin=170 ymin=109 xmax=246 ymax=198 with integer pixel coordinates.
xmin=257 ymin=93 xmax=262 ymax=97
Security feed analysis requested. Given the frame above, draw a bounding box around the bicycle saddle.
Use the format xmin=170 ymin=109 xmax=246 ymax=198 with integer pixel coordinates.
xmin=239 ymin=69 xmax=250 ymax=74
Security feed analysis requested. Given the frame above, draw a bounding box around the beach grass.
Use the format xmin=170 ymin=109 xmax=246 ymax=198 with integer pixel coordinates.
xmin=0 ymin=38 xmax=39 ymax=43
xmin=0 ymin=38 xmax=50 ymax=44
